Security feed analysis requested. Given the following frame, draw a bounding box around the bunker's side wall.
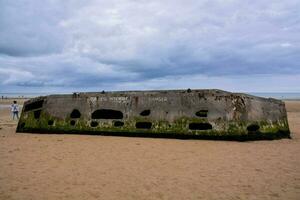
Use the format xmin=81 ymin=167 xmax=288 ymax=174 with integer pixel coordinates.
xmin=16 ymin=90 xmax=290 ymax=140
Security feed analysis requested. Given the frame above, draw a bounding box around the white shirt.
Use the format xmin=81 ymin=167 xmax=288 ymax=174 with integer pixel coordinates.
xmin=11 ymin=104 xmax=19 ymax=112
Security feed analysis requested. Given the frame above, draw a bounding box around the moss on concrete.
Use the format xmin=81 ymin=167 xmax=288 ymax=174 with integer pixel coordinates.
xmin=17 ymin=110 xmax=290 ymax=141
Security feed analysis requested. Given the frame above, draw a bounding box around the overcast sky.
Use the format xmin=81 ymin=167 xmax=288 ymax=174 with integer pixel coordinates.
xmin=0 ymin=0 xmax=299 ymax=93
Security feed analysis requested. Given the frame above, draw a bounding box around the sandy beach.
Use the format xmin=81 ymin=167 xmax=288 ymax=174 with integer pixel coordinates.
xmin=0 ymin=100 xmax=299 ymax=200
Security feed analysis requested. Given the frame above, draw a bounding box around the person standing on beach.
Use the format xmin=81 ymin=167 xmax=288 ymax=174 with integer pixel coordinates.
xmin=11 ymin=101 xmax=19 ymax=120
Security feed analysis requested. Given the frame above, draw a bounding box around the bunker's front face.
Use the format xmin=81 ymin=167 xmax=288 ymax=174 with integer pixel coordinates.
xmin=16 ymin=89 xmax=290 ymax=140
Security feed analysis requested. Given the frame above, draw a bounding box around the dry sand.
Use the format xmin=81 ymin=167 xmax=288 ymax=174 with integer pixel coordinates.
xmin=0 ymin=100 xmax=299 ymax=200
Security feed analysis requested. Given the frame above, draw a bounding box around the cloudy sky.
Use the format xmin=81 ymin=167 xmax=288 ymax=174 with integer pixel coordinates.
xmin=0 ymin=0 xmax=299 ymax=93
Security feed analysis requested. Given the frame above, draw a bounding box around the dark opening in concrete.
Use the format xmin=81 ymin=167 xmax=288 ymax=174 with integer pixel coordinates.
xmin=48 ymin=120 xmax=54 ymax=126
xmin=136 ymin=122 xmax=152 ymax=129
xmin=247 ymin=124 xmax=260 ymax=132
xmin=24 ymin=100 xmax=44 ymax=112
xmin=114 ymin=121 xmax=124 ymax=127
xmin=34 ymin=110 xmax=41 ymax=119
xmin=70 ymin=109 xmax=81 ymax=118
xmin=20 ymin=122 xmax=25 ymax=129
xmin=92 ymin=109 xmax=123 ymax=119
xmin=195 ymin=110 xmax=208 ymax=117
xmin=90 ymin=121 xmax=98 ymax=127
xmin=70 ymin=120 xmax=76 ymax=126
xmin=140 ymin=109 xmax=151 ymax=116
xmin=189 ymin=123 xmax=212 ymax=130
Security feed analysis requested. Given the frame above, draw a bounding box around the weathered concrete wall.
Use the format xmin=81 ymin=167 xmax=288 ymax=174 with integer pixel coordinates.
xmin=16 ymin=89 xmax=290 ymax=140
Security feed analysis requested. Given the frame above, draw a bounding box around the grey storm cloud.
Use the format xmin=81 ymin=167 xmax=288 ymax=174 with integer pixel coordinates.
xmin=0 ymin=0 xmax=300 ymax=92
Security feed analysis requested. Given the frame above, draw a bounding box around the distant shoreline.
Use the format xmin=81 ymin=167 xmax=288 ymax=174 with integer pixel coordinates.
xmin=1 ymin=92 xmax=300 ymax=100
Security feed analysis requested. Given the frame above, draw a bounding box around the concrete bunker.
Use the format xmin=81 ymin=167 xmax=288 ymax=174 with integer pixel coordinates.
xmin=16 ymin=89 xmax=291 ymax=140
